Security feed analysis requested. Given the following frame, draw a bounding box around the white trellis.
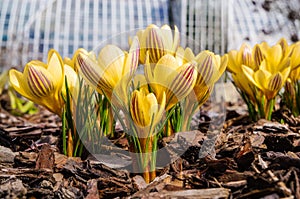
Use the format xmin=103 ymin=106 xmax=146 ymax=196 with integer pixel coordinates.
xmin=0 ymin=0 xmax=299 ymax=71
xmin=178 ymin=0 xmax=229 ymax=55
xmin=0 ymin=0 xmax=48 ymax=69
xmin=20 ymin=0 xmax=170 ymax=65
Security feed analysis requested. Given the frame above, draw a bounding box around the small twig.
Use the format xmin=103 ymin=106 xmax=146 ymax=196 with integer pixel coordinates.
xmin=258 ymin=155 xmax=292 ymax=197
xmin=293 ymin=170 xmax=300 ymax=199
xmin=251 ymin=162 xmax=260 ymax=174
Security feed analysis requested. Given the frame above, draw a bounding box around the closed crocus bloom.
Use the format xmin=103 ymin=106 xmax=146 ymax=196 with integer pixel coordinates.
xmin=77 ymin=37 xmax=139 ymax=102
xmin=137 ymin=24 xmax=179 ymax=64
xmin=130 ymin=89 xmax=166 ymax=137
xmin=227 ymin=43 xmax=257 ymax=74
xmin=9 ymin=49 xmax=64 ymax=116
xmin=187 ymin=51 xmax=227 ymax=108
xmin=145 ymin=53 xmax=197 ymax=111
xmin=242 ymin=60 xmax=290 ymax=100
xmin=194 ymin=50 xmax=227 ymax=86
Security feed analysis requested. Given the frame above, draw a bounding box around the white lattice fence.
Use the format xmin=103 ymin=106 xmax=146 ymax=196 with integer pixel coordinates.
xmin=0 ymin=0 xmax=48 ymax=70
xmin=178 ymin=0 xmax=228 ymax=55
xmin=1 ymin=0 xmax=299 ymax=71
xmin=21 ymin=0 xmax=169 ymax=66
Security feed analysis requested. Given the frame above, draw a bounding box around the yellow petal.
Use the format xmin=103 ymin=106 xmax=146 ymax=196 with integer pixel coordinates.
xmin=137 ymin=29 xmax=147 ymax=64
xmin=77 ymin=51 xmax=106 ymax=93
xmin=195 ymin=51 xmax=215 ymax=86
xmin=290 ymin=43 xmax=300 ymax=70
xmin=253 ymin=44 xmax=264 ymax=67
xmin=26 ymin=64 xmax=54 ymax=98
xmin=227 ymin=50 xmax=240 ymax=74
xmin=153 ymin=54 xmax=179 ymax=86
xmin=242 ymin=65 xmax=258 ymax=88
xmin=277 ymin=38 xmax=289 ymax=57
xmin=192 ymin=84 xmax=212 ymax=106
xmin=161 ymin=25 xmax=173 ymax=52
xmin=47 ymin=49 xmax=64 ymax=88
xmin=263 ymin=44 xmax=283 ymax=72
xmin=133 ymin=74 xmax=148 ymax=90
xmin=268 ymin=73 xmax=283 ymax=92
xmin=281 ymin=66 xmax=291 ymax=82
xmin=147 ymin=27 xmax=165 ymax=63
xmin=63 ymin=64 xmax=78 ymax=95
xmin=239 ymin=43 xmax=252 ymax=66
xmin=166 ymin=62 xmax=197 ymax=110
xmin=9 ymin=69 xmax=35 ymax=102
xmin=217 ymin=54 xmax=228 ymax=80
xmin=98 ymin=45 xmax=125 ymax=88
xmin=172 ymin=26 xmax=180 ymax=52
xmin=124 ymin=36 xmax=139 ymax=77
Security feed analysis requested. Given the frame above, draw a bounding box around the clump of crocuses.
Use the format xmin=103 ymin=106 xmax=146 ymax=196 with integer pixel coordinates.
xmin=10 ymin=24 xmax=226 ymax=183
xmin=226 ymin=38 xmax=300 ymax=120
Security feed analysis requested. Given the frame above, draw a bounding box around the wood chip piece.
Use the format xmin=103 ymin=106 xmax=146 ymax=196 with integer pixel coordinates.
xmin=35 ymin=144 xmax=54 ymax=172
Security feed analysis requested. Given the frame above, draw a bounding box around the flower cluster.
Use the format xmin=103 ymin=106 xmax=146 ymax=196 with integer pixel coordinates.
xmin=9 ymin=24 xmax=226 ymax=183
xmin=227 ymin=38 xmax=300 ymax=120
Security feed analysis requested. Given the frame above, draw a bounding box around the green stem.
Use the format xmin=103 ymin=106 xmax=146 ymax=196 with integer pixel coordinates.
xmin=62 ymin=108 xmax=67 ymax=156
xmin=265 ymin=98 xmax=275 ymax=120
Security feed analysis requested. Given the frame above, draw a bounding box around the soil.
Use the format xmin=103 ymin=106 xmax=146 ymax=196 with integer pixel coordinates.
xmin=0 ymin=89 xmax=300 ymax=199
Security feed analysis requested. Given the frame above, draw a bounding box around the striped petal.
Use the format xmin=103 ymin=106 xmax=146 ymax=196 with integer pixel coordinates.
xmin=253 ymin=44 xmax=264 ymax=67
xmin=195 ymin=51 xmax=215 ymax=86
xmin=27 ymin=65 xmax=54 ymax=98
xmin=166 ymin=62 xmax=197 ymax=110
xmin=77 ymin=50 xmax=106 ymax=93
xmin=124 ymin=36 xmax=140 ymax=77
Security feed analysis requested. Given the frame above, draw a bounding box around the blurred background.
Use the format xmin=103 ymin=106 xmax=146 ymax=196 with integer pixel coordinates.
xmin=0 ymin=0 xmax=299 ymax=72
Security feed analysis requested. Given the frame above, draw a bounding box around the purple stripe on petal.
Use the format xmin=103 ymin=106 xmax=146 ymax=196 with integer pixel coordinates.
xmin=28 ymin=67 xmax=49 ymax=97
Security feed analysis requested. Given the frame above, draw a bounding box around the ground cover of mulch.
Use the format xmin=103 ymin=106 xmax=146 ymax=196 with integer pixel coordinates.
xmin=0 ymin=90 xmax=300 ymax=199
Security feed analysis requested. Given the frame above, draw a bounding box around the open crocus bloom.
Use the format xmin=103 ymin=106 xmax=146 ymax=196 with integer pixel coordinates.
xmin=242 ymin=59 xmax=291 ymax=100
xmin=9 ymin=49 xmax=65 ymax=116
xmin=137 ymin=24 xmax=179 ymax=64
xmin=145 ymin=52 xmax=197 ymax=111
xmin=130 ymin=88 xmax=166 ymax=138
xmin=258 ymin=42 xmax=290 ymax=74
xmin=76 ymin=37 xmax=140 ymax=106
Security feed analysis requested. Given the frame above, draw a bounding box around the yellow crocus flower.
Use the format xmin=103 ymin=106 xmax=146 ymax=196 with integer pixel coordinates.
xmin=144 ymin=52 xmax=197 ymax=111
xmin=76 ymin=37 xmax=140 ymax=105
xmin=194 ymin=50 xmax=227 ymax=86
xmin=137 ymin=24 xmax=179 ymax=64
xmin=242 ymin=59 xmax=290 ymax=100
xmin=9 ymin=49 xmax=65 ymax=116
xmin=258 ymin=42 xmax=290 ymax=74
xmin=227 ymin=43 xmax=262 ymax=100
xmin=130 ymin=88 xmax=165 ymax=138
xmin=176 ymin=48 xmax=227 ymax=106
